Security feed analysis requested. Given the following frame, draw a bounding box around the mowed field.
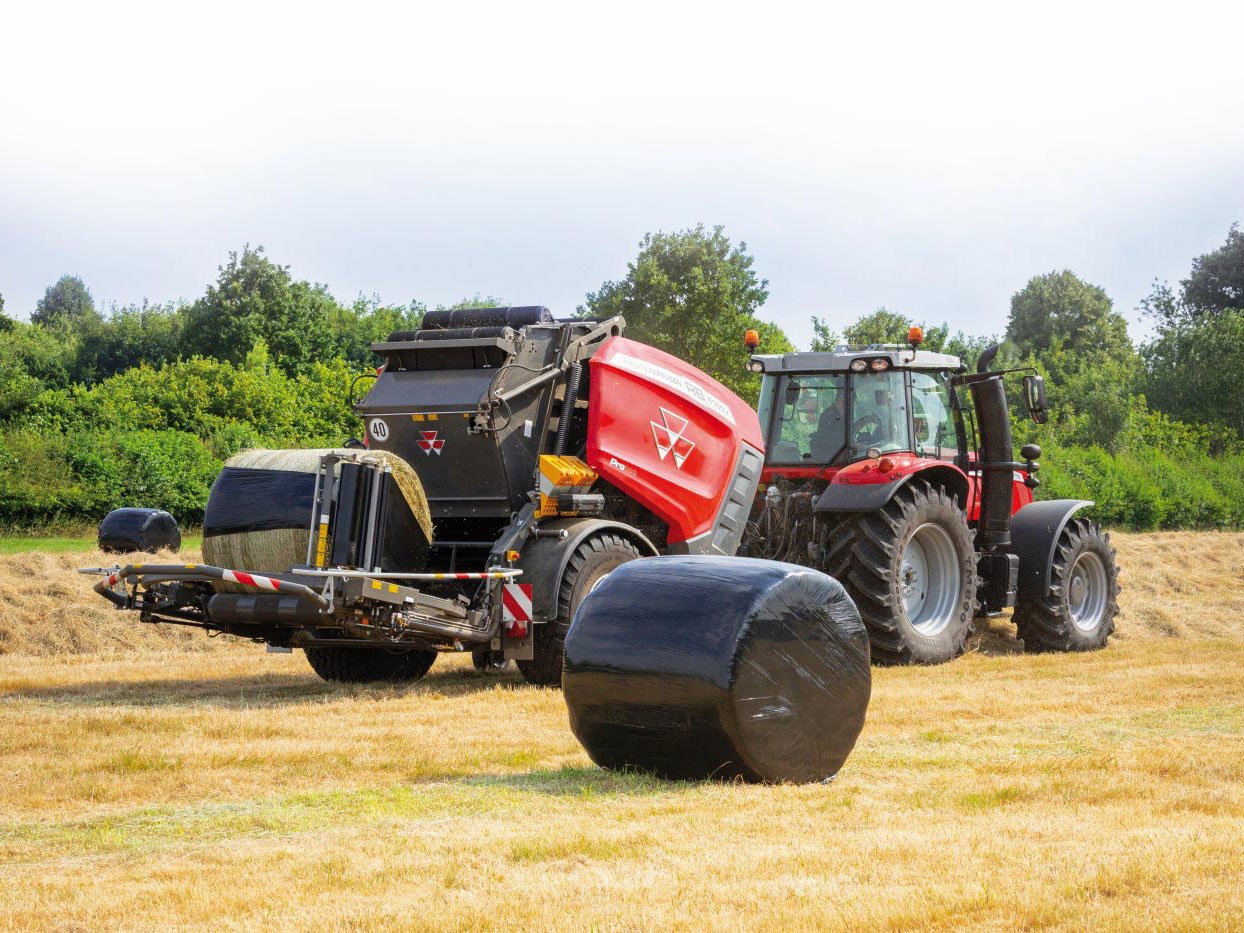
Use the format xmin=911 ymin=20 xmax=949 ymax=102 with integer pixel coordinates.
xmin=2 ymin=533 xmax=1243 ymax=930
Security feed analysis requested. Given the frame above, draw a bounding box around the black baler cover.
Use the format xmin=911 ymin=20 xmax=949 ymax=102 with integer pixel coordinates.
xmin=562 ymin=556 xmax=871 ymax=784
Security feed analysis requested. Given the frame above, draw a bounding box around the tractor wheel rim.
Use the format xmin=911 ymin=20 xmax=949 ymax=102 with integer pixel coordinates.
xmin=1068 ymin=551 xmax=1108 ymax=632
xmin=900 ymin=523 xmax=961 ymax=637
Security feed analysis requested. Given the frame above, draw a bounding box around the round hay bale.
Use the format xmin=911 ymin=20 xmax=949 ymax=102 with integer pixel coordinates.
xmin=202 ymin=448 xmax=432 ymax=579
xmin=562 ymin=555 xmax=871 ymax=784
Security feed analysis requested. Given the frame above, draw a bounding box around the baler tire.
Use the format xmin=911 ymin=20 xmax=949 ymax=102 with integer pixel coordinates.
xmin=825 ymin=480 xmax=978 ymax=665
xmin=517 ymin=533 xmax=642 ymax=688
xmin=304 ymin=646 xmax=437 ymax=684
xmin=1015 ymin=518 xmax=1119 ymax=653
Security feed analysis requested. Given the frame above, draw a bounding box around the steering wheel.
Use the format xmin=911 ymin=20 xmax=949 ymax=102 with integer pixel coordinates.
xmin=851 ymin=413 xmax=882 ymax=445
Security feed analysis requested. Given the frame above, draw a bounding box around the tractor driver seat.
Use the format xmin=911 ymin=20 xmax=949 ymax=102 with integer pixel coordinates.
xmin=810 ymin=397 xmax=846 ymax=462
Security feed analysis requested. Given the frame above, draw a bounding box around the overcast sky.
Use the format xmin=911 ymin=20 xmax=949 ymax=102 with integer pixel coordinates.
xmin=2 ymin=1 xmax=1242 ymax=348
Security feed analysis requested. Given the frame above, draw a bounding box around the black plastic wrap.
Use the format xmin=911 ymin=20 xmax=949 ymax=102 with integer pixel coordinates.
xmin=98 ymin=508 xmax=182 ymax=553
xmin=202 ymin=462 xmax=429 ymax=573
xmin=563 ymin=556 xmax=871 ymax=784
xmin=202 ymin=468 xmax=317 ymax=536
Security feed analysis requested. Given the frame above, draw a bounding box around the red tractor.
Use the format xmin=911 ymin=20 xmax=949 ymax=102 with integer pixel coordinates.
xmin=741 ymin=328 xmax=1120 ymax=664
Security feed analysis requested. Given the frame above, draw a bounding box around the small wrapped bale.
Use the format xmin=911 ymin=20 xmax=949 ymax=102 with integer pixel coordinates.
xmin=563 ymin=556 xmax=871 ymax=784
xmin=98 ymin=508 xmax=181 ymax=554
xmin=202 ymin=448 xmax=432 ymax=579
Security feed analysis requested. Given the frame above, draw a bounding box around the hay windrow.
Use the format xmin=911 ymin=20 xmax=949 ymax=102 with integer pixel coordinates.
xmin=0 ymin=531 xmax=1239 ymax=657
xmin=0 ymin=546 xmax=231 ymax=657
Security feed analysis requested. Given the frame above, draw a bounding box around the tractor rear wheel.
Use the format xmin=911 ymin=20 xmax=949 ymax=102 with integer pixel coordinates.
xmin=1015 ymin=518 xmax=1119 ymax=652
xmin=824 ymin=481 xmax=978 ymax=665
xmin=304 ymin=646 xmax=437 ymax=683
xmin=517 ymin=533 xmax=642 ymax=688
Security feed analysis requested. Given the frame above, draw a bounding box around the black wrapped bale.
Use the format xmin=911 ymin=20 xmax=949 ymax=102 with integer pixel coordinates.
xmin=201 ymin=448 xmax=431 ymax=578
xmin=563 ymin=556 xmax=871 ymax=784
xmin=98 ymin=508 xmax=182 ymax=554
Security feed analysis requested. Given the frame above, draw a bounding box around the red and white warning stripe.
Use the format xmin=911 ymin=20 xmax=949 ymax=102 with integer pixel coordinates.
xmin=221 ymin=569 xmax=282 ymax=592
xmin=501 ymin=583 xmax=533 ymax=621
xmin=502 ymin=583 xmax=533 ymax=638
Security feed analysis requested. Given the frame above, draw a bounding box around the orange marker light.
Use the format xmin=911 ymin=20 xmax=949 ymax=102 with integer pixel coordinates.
xmin=908 ymin=326 xmax=923 ymax=346
xmin=744 ymin=329 xmax=760 ymax=350
xmin=878 ymin=457 xmax=895 ymax=473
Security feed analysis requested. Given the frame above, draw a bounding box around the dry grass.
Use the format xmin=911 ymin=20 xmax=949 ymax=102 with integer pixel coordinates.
xmin=0 ymin=546 xmax=227 ymax=656
xmin=0 ymin=532 xmax=1242 ymax=929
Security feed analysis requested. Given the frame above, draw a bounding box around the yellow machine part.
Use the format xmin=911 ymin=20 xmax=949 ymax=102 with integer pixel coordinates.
xmin=537 ymin=455 xmax=598 ymax=518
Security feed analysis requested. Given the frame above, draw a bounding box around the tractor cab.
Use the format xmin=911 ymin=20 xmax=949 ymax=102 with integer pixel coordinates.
xmin=750 ymin=343 xmax=967 ymax=478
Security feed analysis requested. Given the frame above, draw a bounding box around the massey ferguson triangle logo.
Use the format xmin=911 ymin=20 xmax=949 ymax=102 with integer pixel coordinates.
xmin=416 ymin=430 xmax=445 ymax=455
xmin=651 ymin=407 xmax=695 ymax=469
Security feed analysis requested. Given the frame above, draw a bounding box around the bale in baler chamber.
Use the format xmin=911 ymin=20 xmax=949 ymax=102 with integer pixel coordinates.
xmin=201 ymin=448 xmax=432 ymax=578
xmin=562 ymin=556 xmax=871 ymax=784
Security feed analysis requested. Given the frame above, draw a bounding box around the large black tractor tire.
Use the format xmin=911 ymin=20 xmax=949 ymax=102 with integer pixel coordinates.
xmin=1015 ymin=518 xmax=1119 ymax=653
xmin=304 ymin=646 xmax=438 ymax=684
xmin=517 ymin=533 xmax=642 ymax=688
xmin=823 ymin=481 xmax=978 ymax=665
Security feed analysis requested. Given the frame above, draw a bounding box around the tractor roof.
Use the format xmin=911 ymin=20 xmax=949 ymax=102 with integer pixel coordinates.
xmin=751 ymin=345 xmax=964 ymax=374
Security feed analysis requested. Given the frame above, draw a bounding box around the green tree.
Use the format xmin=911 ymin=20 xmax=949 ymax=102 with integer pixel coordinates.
xmin=437 ymin=294 xmax=509 ymax=312
xmin=0 ymin=321 xmax=79 ymax=423
xmin=32 ymin=275 xmax=99 ymax=329
xmin=74 ymin=301 xmax=186 ymax=383
xmin=1181 ymin=223 xmax=1244 ymax=318
xmin=581 ymin=225 xmax=792 ymax=402
xmin=1143 ymin=306 xmax=1244 ymax=440
xmin=834 ymin=308 xmax=993 ymax=368
xmin=330 ymin=296 xmax=427 ymax=367
xmin=809 ymin=316 xmax=839 ymax=351
xmin=1139 ymin=224 xmax=1244 ymax=440
xmin=181 ymin=247 xmax=342 ymax=374
xmin=842 ymin=308 xmax=911 ymax=346
xmin=1006 ymin=271 xmax=1133 ymax=366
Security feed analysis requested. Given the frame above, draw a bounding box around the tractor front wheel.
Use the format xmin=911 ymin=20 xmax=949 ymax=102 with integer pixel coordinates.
xmin=517 ymin=533 xmax=641 ymax=688
xmin=825 ymin=481 xmax=978 ymax=665
xmin=1015 ymin=518 xmax=1119 ymax=652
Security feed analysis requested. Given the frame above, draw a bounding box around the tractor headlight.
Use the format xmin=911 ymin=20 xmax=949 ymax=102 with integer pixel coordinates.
xmin=746 ymin=359 xmax=764 ymax=373
xmin=869 ymin=357 xmax=890 ymax=372
xmin=849 ymin=359 xmax=868 ymax=373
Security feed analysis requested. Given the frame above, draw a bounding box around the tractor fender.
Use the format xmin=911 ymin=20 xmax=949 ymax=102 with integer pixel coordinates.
xmin=813 ymin=461 xmax=970 ymax=513
xmin=1005 ymin=499 xmax=1094 ymax=600
xmin=514 ymin=518 xmax=659 ymax=623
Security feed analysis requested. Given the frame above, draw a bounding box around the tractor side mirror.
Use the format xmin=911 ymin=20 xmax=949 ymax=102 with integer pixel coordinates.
xmin=1023 ymin=374 xmax=1048 ymax=424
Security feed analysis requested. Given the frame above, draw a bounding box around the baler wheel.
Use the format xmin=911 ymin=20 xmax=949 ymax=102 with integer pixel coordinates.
xmin=1015 ymin=518 xmax=1119 ymax=653
xmin=824 ymin=480 xmax=978 ymax=665
xmin=517 ymin=533 xmax=642 ymax=688
xmin=304 ymin=646 xmax=437 ymax=683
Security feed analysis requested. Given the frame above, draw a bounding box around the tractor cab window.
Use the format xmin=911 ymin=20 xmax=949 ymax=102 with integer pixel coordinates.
xmin=910 ymin=372 xmax=956 ymax=458
xmin=846 ymin=370 xmax=910 ymax=459
xmin=768 ymin=374 xmax=847 ymax=464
